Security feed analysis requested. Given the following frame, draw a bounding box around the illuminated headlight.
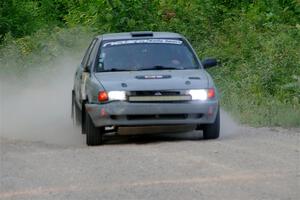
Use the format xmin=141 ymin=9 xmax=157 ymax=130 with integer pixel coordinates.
xmin=188 ymin=89 xmax=208 ymax=100
xmin=108 ymin=91 xmax=126 ymax=101
xmin=188 ymin=89 xmax=215 ymax=101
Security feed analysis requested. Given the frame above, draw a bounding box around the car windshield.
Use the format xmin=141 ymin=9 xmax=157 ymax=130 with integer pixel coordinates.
xmin=96 ymin=39 xmax=199 ymax=72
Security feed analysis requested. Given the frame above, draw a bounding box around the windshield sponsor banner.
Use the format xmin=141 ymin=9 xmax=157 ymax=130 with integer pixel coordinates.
xmin=103 ymin=39 xmax=183 ymax=47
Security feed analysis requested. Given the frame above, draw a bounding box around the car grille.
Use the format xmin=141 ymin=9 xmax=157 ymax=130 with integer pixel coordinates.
xmin=131 ymin=91 xmax=180 ymax=96
xmin=128 ymin=90 xmax=191 ymax=102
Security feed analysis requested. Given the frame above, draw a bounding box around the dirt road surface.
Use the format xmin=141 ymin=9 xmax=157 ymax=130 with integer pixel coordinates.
xmin=1 ymin=111 xmax=299 ymax=200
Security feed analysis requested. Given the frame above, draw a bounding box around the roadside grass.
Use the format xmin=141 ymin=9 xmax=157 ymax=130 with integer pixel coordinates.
xmin=220 ymin=92 xmax=300 ymax=127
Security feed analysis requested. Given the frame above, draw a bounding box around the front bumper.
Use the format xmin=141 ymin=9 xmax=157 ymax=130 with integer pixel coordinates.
xmin=85 ymin=100 xmax=219 ymax=127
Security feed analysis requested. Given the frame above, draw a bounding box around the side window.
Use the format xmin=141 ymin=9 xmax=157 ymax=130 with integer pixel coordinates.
xmin=87 ymin=40 xmax=100 ymax=71
xmin=81 ymin=38 xmax=97 ymax=67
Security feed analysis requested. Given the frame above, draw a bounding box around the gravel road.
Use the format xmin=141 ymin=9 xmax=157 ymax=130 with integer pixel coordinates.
xmin=1 ymin=111 xmax=299 ymax=200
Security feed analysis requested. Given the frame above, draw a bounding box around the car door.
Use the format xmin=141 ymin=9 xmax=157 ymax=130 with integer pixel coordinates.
xmin=74 ymin=38 xmax=97 ymax=107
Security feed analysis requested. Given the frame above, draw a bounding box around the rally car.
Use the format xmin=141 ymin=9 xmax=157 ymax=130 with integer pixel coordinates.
xmin=72 ymin=31 xmax=220 ymax=146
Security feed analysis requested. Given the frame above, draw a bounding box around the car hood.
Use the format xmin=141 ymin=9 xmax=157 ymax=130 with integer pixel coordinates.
xmin=94 ymin=69 xmax=209 ymax=91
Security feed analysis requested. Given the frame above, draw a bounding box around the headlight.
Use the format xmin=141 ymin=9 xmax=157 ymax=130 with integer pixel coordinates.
xmin=188 ymin=89 xmax=215 ymax=100
xmin=108 ymin=91 xmax=126 ymax=101
xmin=188 ymin=89 xmax=208 ymax=100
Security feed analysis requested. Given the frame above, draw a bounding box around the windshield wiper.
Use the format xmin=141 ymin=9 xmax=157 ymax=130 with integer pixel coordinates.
xmin=138 ymin=65 xmax=180 ymax=71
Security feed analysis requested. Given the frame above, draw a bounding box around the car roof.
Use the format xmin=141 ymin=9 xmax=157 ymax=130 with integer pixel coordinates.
xmin=96 ymin=32 xmax=184 ymax=41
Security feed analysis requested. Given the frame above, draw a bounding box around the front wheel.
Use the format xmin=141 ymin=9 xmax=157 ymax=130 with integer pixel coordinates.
xmin=202 ymin=108 xmax=220 ymax=140
xmin=86 ymin=111 xmax=104 ymax=146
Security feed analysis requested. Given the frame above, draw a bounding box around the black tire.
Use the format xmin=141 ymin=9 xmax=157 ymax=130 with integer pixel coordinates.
xmin=202 ymin=108 xmax=220 ymax=140
xmin=86 ymin=111 xmax=103 ymax=146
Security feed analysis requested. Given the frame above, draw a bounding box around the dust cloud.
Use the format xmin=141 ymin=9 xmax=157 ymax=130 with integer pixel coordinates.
xmin=220 ymin=109 xmax=241 ymax=138
xmin=0 ymin=55 xmax=84 ymax=145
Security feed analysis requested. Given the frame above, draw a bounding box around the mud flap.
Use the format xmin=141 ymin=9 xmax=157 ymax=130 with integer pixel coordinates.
xmin=80 ymin=72 xmax=89 ymax=100
xmin=71 ymin=90 xmax=75 ymax=121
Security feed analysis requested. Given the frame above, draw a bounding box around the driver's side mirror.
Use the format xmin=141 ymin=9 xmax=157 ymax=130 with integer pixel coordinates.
xmin=202 ymin=58 xmax=218 ymax=69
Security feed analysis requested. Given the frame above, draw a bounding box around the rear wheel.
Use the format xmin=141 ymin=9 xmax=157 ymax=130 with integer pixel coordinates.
xmin=202 ymin=108 xmax=220 ymax=140
xmin=86 ymin=111 xmax=104 ymax=146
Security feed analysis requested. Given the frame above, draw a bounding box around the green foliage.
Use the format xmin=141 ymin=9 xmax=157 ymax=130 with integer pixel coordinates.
xmin=65 ymin=0 xmax=160 ymax=31
xmin=38 ymin=0 xmax=71 ymax=23
xmin=1 ymin=0 xmax=299 ymax=126
xmin=0 ymin=0 xmax=42 ymax=40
